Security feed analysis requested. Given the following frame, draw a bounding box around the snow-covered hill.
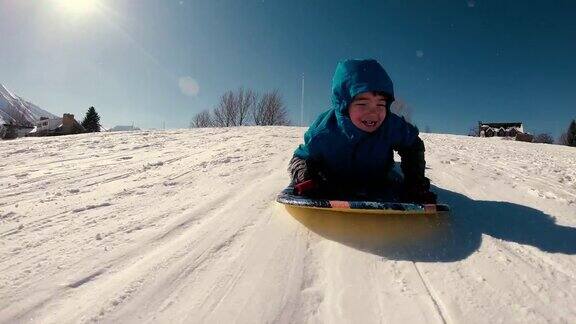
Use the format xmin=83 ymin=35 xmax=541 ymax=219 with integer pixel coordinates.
xmin=0 ymin=127 xmax=575 ymax=323
xmin=0 ymin=84 xmax=58 ymax=126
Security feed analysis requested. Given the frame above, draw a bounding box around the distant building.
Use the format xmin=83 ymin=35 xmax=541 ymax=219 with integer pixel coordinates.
xmin=478 ymin=121 xmax=534 ymax=142
xmin=478 ymin=122 xmax=524 ymax=138
xmin=108 ymin=125 xmax=141 ymax=132
xmin=30 ymin=116 xmax=63 ymax=136
xmin=28 ymin=113 xmax=85 ymax=137
xmin=59 ymin=113 xmax=85 ymax=135
xmin=515 ymin=132 xmax=534 ymax=143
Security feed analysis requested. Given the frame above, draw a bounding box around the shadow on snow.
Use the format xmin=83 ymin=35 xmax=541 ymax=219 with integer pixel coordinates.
xmin=284 ymin=186 xmax=576 ymax=262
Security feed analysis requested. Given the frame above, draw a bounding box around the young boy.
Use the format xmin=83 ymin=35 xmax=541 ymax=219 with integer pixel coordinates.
xmin=288 ymin=59 xmax=436 ymax=204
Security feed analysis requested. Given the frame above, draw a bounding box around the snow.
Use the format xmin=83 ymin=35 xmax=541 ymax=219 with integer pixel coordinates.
xmin=0 ymin=127 xmax=575 ymax=323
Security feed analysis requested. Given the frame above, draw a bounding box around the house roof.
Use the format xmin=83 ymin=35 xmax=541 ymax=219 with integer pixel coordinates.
xmin=479 ymin=122 xmax=523 ymax=128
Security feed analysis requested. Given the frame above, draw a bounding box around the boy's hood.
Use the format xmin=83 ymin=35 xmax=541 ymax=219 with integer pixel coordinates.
xmin=294 ymin=60 xmax=414 ymax=161
xmin=330 ymin=59 xmax=395 ymax=115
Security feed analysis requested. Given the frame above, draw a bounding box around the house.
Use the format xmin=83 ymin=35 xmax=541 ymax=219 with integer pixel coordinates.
xmin=29 ymin=116 xmax=63 ymax=136
xmin=515 ymin=132 xmax=534 ymax=143
xmin=478 ymin=122 xmax=524 ymax=138
xmin=477 ymin=121 xmax=535 ymax=142
xmin=27 ymin=113 xmax=85 ymax=137
xmin=58 ymin=113 xmax=85 ymax=135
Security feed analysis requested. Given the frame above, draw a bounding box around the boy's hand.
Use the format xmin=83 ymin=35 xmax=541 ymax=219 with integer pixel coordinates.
xmin=288 ymin=157 xmax=308 ymax=184
xmin=402 ymin=178 xmax=437 ymax=204
xmin=288 ymin=157 xmax=330 ymax=197
xmin=402 ymin=188 xmax=437 ymax=204
xmin=409 ymin=190 xmax=437 ymax=204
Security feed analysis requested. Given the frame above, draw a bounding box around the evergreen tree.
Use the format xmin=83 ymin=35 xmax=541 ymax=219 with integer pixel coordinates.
xmin=568 ymin=119 xmax=576 ymax=147
xmin=81 ymin=106 xmax=101 ymax=132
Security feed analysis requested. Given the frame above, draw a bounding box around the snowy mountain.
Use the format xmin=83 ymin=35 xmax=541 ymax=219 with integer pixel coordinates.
xmin=0 ymin=127 xmax=575 ymax=323
xmin=0 ymin=83 xmax=58 ymax=126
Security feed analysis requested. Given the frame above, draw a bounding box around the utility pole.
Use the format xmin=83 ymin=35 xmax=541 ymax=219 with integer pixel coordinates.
xmin=300 ymin=74 xmax=305 ymax=127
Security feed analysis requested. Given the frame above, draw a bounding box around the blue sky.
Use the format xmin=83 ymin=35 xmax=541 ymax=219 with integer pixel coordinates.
xmin=1 ymin=0 xmax=575 ymax=137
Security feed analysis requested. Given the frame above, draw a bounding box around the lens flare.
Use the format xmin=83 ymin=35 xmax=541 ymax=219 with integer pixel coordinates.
xmin=56 ymin=0 xmax=100 ymax=16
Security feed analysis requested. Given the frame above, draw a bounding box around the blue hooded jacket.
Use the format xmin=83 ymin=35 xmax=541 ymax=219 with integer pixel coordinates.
xmin=294 ymin=59 xmax=420 ymax=188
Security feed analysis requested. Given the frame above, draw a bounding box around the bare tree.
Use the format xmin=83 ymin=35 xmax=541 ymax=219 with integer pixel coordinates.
xmin=212 ymin=90 xmax=237 ymax=127
xmin=533 ymin=132 xmax=554 ymax=144
xmin=390 ymin=98 xmax=412 ymax=122
xmin=468 ymin=124 xmax=480 ymax=136
xmin=557 ymin=132 xmax=569 ymax=145
xmin=253 ymin=89 xmax=290 ymax=126
xmin=210 ymin=87 xmax=289 ymax=127
xmin=211 ymin=88 xmax=257 ymax=127
xmin=235 ymin=88 xmax=257 ymax=126
xmin=190 ymin=110 xmax=213 ymax=128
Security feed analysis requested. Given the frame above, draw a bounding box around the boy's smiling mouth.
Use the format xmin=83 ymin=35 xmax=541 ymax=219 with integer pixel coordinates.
xmin=362 ymin=120 xmax=378 ymax=127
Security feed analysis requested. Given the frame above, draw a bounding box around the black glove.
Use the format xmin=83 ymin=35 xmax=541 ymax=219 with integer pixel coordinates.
xmin=402 ymin=178 xmax=437 ymax=204
xmin=288 ymin=156 xmax=329 ymax=196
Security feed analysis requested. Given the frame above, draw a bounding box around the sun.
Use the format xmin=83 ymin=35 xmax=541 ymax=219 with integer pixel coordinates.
xmin=55 ymin=0 xmax=100 ymax=16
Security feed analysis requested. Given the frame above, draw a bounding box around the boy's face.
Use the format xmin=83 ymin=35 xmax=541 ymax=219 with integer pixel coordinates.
xmin=348 ymin=92 xmax=387 ymax=133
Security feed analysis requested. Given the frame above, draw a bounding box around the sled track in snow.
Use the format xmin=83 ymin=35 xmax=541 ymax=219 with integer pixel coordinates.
xmin=413 ymin=262 xmax=448 ymax=324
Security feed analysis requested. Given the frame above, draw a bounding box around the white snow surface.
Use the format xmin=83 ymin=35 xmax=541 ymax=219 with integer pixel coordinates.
xmin=1 ymin=127 xmax=575 ymax=323
xmin=0 ymin=84 xmax=58 ymax=126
